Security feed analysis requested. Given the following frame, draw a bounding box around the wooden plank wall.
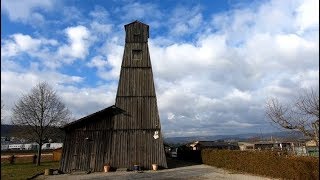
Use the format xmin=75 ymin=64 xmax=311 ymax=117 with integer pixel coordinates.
xmin=60 ymin=116 xmax=113 ymax=173
xmin=110 ymin=130 xmax=167 ymax=169
xmin=125 ymin=21 xmax=149 ymax=43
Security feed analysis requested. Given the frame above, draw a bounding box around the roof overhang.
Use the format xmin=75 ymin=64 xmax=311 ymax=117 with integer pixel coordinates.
xmin=61 ymin=105 xmax=125 ymax=130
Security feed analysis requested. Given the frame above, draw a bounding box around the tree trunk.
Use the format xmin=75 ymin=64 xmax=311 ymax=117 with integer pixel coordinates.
xmin=37 ymin=141 xmax=42 ymax=166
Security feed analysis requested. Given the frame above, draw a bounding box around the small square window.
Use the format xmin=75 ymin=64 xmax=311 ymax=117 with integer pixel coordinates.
xmin=132 ymin=50 xmax=142 ymax=60
xmin=134 ymin=28 xmax=140 ymax=35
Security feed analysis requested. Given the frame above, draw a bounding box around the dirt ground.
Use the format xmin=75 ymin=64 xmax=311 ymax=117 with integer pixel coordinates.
xmin=37 ymin=159 xmax=278 ymax=180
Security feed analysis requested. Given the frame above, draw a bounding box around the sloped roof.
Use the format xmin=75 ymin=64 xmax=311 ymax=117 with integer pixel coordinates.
xmin=124 ymin=20 xmax=149 ymax=27
xmin=62 ymin=105 xmax=125 ymax=130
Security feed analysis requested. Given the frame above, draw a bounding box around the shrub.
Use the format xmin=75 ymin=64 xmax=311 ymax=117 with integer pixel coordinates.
xmin=202 ymin=149 xmax=319 ymax=180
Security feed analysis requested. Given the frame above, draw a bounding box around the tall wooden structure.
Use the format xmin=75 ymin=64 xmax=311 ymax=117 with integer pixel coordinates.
xmin=110 ymin=21 xmax=167 ymax=169
xmin=59 ymin=21 xmax=167 ymax=173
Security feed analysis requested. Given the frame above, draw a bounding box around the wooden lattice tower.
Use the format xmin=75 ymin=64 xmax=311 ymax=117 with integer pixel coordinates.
xmin=59 ymin=21 xmax=167 ymax=173
xmin=110 ymin=21 xmax=167 ymax=169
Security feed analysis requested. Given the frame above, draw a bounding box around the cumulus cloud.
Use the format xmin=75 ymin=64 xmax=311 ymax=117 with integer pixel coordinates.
xmin=1 ymin=68 xmax=117 ymax=124
xmin=116 ymin=2 xmax=162 ymax=21
xmin=0 ymin=69 xmax=86 ymax=122
xmin=168 ymin=5 xmax=203 ymax=36
xmin=295 ymin=0 xmax=319 ymax=32
xmin=1 ymin=0 xmax=53 ymax=24
xmin=150 ymin=0 xmax=319 ymax=136
xmin=1 ymin=34 xmax=58 ymax=57
xmin=1 ymin=0 xmax=318 ymax=137
xmin=58 ymin=26 xmax=91 ymax=60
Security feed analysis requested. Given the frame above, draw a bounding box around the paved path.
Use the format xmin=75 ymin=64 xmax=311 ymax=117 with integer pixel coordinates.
xmin=38 ymin=164 xmax=277 ymax=180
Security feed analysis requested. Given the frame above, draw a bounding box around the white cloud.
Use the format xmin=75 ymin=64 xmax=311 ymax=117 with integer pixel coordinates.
xmin=225 ymin=89 xmax=252 ymax=101
xmin=168 ymin=5 xmax=204 ymax=36
xmin=150 ymin=0 xmax=319 ymax=136
xmin=58 ymin=26 xmax=91 ymax=60
xmin=1 ymin=0 xmax=53 ymax=23
xmin=12 ymin=34 xmax=42 ymax=51
xmin=90 ymin=22 xmax=113 ymax=34
xmin=89 ymin=5 xmax=110 ymax=21
xmin=87 ymin=56 xmax=108 ymax=69
xmin=57 ymin=84 xmax=117 ymax=119
xmin=1 ymin=0 xmax=319 ymax=137
xmin=1 ymin=34 xmax=41 ymax=57
xmin=117 ymin=2 xmax=162 ymax=21
xmin=1 ymin=33 xmax=58 ymax=58
xmin=96 ymin=40 xmax=124 ymax=80
xmin=0 ymin=70 xmax=88 ymax=124
xmin=295 ymin=0 xmax=319 ymax=32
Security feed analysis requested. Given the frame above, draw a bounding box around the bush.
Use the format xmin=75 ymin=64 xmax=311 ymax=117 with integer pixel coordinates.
xmin=177 ymin=146 xmax=202 ymax=163
xmin=202 ymin=150 xmax=319 ymax=180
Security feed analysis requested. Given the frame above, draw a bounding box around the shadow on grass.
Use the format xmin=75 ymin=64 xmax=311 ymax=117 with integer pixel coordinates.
xmin=166 ymin=157 xmax=202 ymax=169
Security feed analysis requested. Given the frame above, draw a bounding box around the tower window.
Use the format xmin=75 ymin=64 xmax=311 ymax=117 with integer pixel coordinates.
xmin=132 ymin=50 xmax=142 ymax=60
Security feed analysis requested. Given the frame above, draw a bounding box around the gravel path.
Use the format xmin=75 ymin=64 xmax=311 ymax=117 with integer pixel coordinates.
xmin=38 ymin=164 xmax=277 ymax=180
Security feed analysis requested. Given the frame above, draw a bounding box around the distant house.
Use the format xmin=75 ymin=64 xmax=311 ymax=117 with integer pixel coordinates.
xmin=305 ymin=140 xmax=319 ymax=157
xmin=1 ymin=137 xmax=10 ymax=142
xmin=238 ymin=142 xmax=254 ymax=151
xmin=188 ymin=141 xmax=239 ymax=151
xmin=8 ymin=144 xmax=25 ymax=150
xmin=253 ymin=141 xmax=292 ymax=151
xmin=163 ymin=143 xmax=172 ymax=157
xmin=237 ymin=139 xmax=320 ymax=157
xmin=3 ymin=142 xmax=61 ymax=151
xmin=24 ymin=143 xmax=38 ymax=150
xmin=1 ymin=144 xmax=9 ymax=151
xmin=306 ymin=140 xmax=317 ymax=147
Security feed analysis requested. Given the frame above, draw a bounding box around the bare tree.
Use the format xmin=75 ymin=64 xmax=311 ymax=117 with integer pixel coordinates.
xmin=12 ymin=82 xmax=71 ymax=165
xmin=266 ymin=88 xmax=319 ymax=146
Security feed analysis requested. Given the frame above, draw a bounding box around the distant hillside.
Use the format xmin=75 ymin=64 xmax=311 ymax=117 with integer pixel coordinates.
xmin=164 ymin=131 xmax=306 ymax=144
xmin=1 ymin=124 xmax=65 ymax=142
xmin=2 ymin=124 xmax=306 ymax=145
xmin=1 ymin=124 xmax=15 ymax=137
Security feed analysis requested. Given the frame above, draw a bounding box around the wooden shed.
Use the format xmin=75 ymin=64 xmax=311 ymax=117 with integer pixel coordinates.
xmin=59 ymin=21 xmax=167 ymax=173
xmin=53 ymin=147 xmax=63 ymax=161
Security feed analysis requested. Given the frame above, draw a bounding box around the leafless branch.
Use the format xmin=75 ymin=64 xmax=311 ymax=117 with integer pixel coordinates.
xmin=266 ymin=88 xmax=319 ymax=146
xmin=11 ymin=82 xmax=71 ymax=165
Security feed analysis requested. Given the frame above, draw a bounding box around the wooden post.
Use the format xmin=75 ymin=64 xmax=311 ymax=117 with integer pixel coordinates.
xmin=44 ymin=168 xmax=53 ymax=175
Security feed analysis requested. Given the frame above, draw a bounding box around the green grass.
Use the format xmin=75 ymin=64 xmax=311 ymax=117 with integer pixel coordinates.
xmin=1 ymin=161 xmax=60 ymax=180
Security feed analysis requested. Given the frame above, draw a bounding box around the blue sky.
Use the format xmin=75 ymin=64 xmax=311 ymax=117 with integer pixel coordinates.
xmin=1 ymin=0 xmax=319 ymax=137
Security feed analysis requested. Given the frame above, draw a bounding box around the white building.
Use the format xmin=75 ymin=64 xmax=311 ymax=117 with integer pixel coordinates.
xmin=1 ymin=144 xmax=9 ymax=150
xmin=42 ymin=143 xmax=63 ymax=150
xmin=8 ymin=144 xmax=25 ymax=150
xmin=6 ymin=143 xmax=63 ymax=150
xmin=24 ymin=143 xmax=38 ymax=150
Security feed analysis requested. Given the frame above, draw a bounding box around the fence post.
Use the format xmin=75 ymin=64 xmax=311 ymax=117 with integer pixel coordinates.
xmin=33 ymin=154 xmax=37 ymax=164
xmin=9 ymin=155 xmax=15 ymax=164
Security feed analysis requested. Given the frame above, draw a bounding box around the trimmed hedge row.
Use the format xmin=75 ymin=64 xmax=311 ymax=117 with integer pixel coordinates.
xmin=202 ymin=149 xmax=319 ymax=180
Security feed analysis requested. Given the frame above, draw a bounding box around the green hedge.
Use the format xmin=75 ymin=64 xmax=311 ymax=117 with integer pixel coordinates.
xmin=202 ymin=149 xmax=319 ymax=180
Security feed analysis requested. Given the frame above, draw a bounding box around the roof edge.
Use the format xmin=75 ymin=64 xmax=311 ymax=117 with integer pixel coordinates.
xmin=62 ymin=105 xmax=125 ymax=130
xmin=124 ymin=20 xmax=149 ymax=27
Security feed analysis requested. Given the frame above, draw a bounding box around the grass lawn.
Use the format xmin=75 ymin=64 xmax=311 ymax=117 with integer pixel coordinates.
xmin=1 ymin=161 xmax=60 ymax=180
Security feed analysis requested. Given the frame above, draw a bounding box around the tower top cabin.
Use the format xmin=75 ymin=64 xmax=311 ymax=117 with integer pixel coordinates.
xmin=125 ymin=20 xmax=149 ymax=43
